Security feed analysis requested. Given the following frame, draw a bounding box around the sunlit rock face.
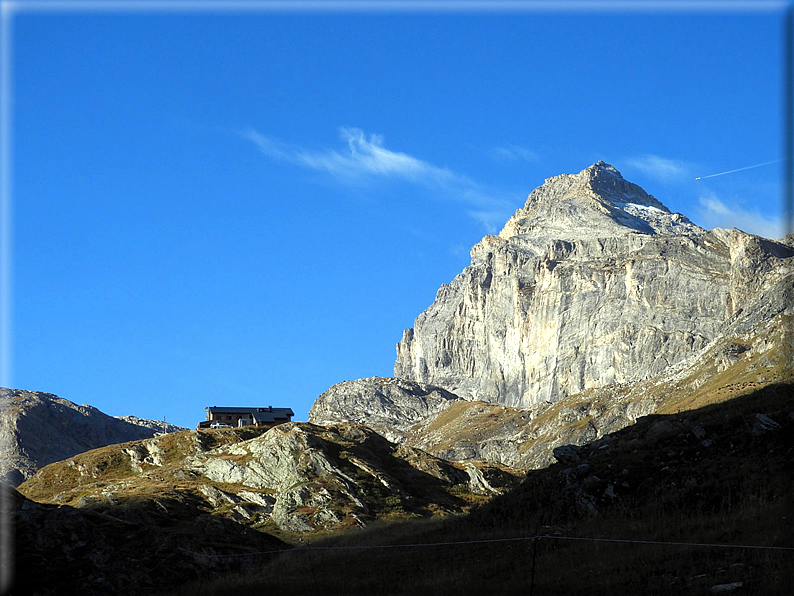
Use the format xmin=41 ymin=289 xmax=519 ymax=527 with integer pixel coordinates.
xmin=394 ymin=162 xmax=793 ymax=407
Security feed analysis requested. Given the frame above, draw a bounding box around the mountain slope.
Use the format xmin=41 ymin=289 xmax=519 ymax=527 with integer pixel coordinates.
xmin=17 ymin=421 xmax=522 ymax=540
xmin=394 ymin=162 xmax=792 ymax=406
xmin=0 ymin=388 xmax=184 ymax=486
xmin=184 ymin=383 xmax=794 ymax=596
xmin=311 ymin=162 xmax=792 ymax=470
xmin=312 ymin=305 xmax=790 ymax=470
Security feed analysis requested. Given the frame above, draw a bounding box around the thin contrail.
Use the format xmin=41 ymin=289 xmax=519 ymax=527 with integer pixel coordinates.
xmin=694 ymin=158 xmax=786 ymax=181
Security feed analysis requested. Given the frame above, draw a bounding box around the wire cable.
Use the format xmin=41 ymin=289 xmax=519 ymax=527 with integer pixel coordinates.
xmin=177 ymin=533 xmax=794 ymax=560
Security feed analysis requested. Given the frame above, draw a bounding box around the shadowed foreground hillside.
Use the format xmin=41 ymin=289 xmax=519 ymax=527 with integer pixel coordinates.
xmin=8 ymin=485 xmax=289 ymax=595
xmin=10 ymin=422 xmax=518 ymax=595
xmin=168 ymin=384 xmax=793 ymax=596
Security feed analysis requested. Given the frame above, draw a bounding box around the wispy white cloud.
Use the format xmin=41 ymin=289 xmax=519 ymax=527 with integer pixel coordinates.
xmin=242 ymin=129 xmax=294 ymax=162
xmin=242 ymin=126 xmax=515 ymax=230
xmin=624 ymin=154 xmax=691 ymax=182
xmin=489 ymin=144 xmax=539 ymax=163
xmin=698 ymin=192 xmax=784 ymax=239
xmin=244 ymin=126 xmax=460 ymax=184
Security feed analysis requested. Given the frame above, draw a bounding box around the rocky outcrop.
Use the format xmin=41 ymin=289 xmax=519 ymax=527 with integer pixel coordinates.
xmin=17 ymin=422 xmax=523 ymax=537
xmin=394 ymin=162 xmax=793 ymax=406
xmin=0 ymin=388 xmax=185 ymax=486
xmin=309 ymin=377 xmax=460 ymax=443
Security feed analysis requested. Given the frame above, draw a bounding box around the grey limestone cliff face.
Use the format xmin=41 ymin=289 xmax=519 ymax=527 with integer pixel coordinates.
xmin=394 ymin=162 xmax=793 ymax=407
xmin=0 ymin=388 xmax=184 ymax=485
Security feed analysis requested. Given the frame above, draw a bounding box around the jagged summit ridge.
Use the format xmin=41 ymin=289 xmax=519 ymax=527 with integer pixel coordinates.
xmin=544 ymin=161 xmax=666 ymax=209
xmin=499 ymin=162 xmax=699 ymax=240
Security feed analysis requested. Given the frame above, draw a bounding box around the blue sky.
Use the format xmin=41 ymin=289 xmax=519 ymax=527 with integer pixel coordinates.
xmin=5 ymin=2 xmax=790 ymax=428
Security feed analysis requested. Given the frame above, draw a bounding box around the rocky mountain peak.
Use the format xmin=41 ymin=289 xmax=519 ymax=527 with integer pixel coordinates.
xmin=565 ymin=160 xmax=627 ymax=191
xmin=588 ymin=162 xmax=664 ymax=207
xmin=499 ymin=162 xmax=693 ymax=240
xmin=538 ymin=161 xmax=666 ymax=209
xmin=394 ymin=163 xmax=793 ymax=409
